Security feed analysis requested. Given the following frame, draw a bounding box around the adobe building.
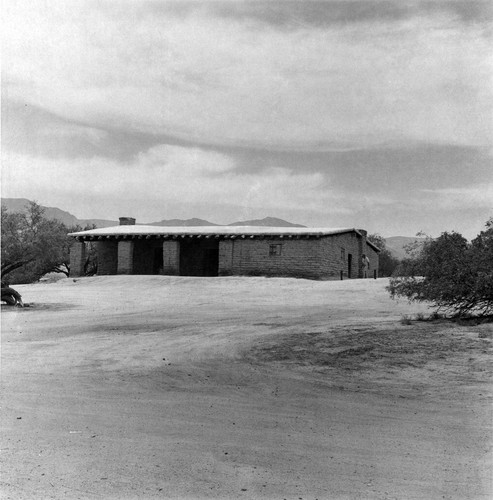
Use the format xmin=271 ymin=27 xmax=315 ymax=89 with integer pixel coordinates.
xmin=69 ymin=217 xmax=379 ymax=280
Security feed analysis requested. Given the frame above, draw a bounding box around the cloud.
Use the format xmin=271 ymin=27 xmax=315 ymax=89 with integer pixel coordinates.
xmin=420 ymin=183 xmax=493 ymax=209
xmin=207 ymin=1 xmax=493 ymax=28
xmin=3 ymin=1 xmax=492 ymax=151
xmin=1 ymin=145 xmax=357 ymax=220
xmin=3 ymin=143 xmax=489 ymax=238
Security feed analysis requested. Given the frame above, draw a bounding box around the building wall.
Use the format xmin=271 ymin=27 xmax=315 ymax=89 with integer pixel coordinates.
xmin=86 ymin=231 xmax=379 ymax=280
xmin=227 ymin=238 xmax=323 ymax=279
xmin=366 ymin=243 xmax=379 ymax=278
xmin=218 ymin=240 xmax=233 ymax=275
xmin=319 ymin=233 xmax=357 ymax=279
xmin=96 ymin=241 xmax=118 ymax=275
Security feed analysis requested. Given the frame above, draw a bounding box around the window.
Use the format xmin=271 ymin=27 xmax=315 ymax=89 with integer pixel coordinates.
xmin=341 ymin=247 xmax=346 ymax=260
xmin=269 ymin=244 xmax=282 ymax=256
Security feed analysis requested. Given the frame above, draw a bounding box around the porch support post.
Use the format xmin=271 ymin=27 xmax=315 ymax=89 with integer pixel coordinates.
xmin=162 ymin=240 xmax=180 ymax=275
xmin=218 ymin=240 xmax=233 ymax=276
xmin=117 ymin=240 xmax=134 ymax=274
xmin=69 ymin=240 xmax=86 ymax=277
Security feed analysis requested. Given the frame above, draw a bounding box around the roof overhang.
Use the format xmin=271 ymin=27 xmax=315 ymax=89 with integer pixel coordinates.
xmin=366 ymin=240 xmax=381 ymax=252
xmin=69 ymin=225 xmax=374 ymax=243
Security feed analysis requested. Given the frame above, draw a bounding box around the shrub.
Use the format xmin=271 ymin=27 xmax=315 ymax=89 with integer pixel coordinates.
xmin=1 ymin=202 xmax=99 ymax=283
xmin=387 ymin=219 xmax=493 ymax=318
xmin=400 ymin=315 xmax=413 ymax=325
xmin=1 ymin=203 xmax=72 ymax=283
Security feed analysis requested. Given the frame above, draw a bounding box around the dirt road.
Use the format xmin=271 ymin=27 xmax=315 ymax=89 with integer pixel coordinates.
xmin=1 ymin=276 xmax=491 ymax=499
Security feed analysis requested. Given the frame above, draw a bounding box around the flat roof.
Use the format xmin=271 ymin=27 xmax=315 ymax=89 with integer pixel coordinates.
xmin=69 ymin=225 xmax=380 ymax=251
xmin=71 ymin=225 xmax=357 ymax=237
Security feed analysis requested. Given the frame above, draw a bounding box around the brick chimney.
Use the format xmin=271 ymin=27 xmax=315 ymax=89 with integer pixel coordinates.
xmin=119 ymin=217 xmax=136 ymax=226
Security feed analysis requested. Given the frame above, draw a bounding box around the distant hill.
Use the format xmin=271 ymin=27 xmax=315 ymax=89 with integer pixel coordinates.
xmin=1 ymin=198 xmax=118 ymax=228
xmin=2 ymin=198 xmax=80 ymax=226
xmin=385 ymin=236 xmax=427 ymax=260
xmin=1 ymin=199 xmax=302 ymax=229
xmin=2 ymin=200 xmax=424 ymax=256
xmin=228 ymin=217 xmax=305 ymax=227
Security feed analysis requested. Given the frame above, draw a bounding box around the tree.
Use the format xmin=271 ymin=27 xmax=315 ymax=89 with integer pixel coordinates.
xmin=367 ymin=233 xmax=400 ymax=277
xmin=467 ymin=218 xmax=493 ymax=314
xmin=1 ymin=202 xmax=73 ymax=284
xmin=387 ymin=219 xmax=493 ymax=318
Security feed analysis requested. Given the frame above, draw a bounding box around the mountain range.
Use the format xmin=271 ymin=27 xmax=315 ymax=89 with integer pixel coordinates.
xmin=2 ymin=198 xmax=120 ymax=229
xmin=2 ymin=198 xmax=421 ymax=259
xmin=1 ymin=198 xmax=308 ymax=229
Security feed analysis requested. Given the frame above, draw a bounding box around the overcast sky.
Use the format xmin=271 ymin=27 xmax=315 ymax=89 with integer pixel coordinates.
xmin=2 ymin=0 xmax=492 ymax=238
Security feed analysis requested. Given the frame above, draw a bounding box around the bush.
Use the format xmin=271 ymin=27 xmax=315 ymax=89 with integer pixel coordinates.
xmin=1 ymin=202 xmax=78 ymax=283
xmin=387 ymin=219 xmax=493 ymax=318
xmin=400 ymin=315 xmax=412 ymax=325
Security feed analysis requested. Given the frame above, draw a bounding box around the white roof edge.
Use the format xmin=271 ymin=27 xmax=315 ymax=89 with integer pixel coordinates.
xmin=366 ymin=240 xmax=381 ymax=252
xmin=69 ymin=225 xmax=362 ymax=237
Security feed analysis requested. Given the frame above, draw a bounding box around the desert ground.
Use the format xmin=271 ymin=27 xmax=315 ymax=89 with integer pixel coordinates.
xmin=1 ymin=276 xmax=492 ymax=500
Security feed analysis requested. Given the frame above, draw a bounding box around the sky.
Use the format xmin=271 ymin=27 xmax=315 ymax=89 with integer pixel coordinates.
xmin=2 ymin=0 xmax=492 ymax=239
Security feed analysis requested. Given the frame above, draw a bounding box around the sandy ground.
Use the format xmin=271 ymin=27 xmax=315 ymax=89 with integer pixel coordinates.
xmin=1 ymin=276 xmax=492 ymax=500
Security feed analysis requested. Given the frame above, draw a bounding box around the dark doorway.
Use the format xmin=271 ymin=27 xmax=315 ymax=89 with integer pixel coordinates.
xmin=132 ymin=241 xmax=163 ymax=275
xmin=153 ymin=247 xmax=163 ymax=274
xmin=179 ymin=239 xmax=219 ymax=276
xmin=203 ymin=248 xmax=219 ymax=276
xmin=347 ymin=254 xmax=352 ymax=278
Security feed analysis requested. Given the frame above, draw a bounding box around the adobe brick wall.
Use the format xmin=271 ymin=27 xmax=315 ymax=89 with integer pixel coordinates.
xmin=366 ymin=244 xmax=379 ymax=278
xmin=227 ymin=238 xmax=323 ymax=279
xmin=320 ymin=233 xmax=361 ymax=279
xmin=217 ymin=234 xmax=380 ymax=280
xmin=117 ymin=241 xmax=134 ymax=274
xmin=96 ymin=241 xmax=118 ymax=275
xmin=69 ymin=241 xmax=86 ymax=277
xmin=218 ymin=240 xmax=233 ymax=275
xmin=87 ymin=231 xmax=379 ymax=280
xmin=162 ymin=240 xmax=180 ymax=275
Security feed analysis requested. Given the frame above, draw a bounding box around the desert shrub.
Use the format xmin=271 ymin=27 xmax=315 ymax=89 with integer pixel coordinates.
xmin=400 ymin=315 xmax=412 ymax=325
xmin=387 ymin=219 xmax=493 ymax=318
xmin=429 ymin=311 xmax=444 ymax=321
xmin=1 ymin=202 xmax=97 ymax=283
xmin=2 ymin=203 xmax=72 ymax=283
xmin=1 ymin=203 xmax=100 ymax=283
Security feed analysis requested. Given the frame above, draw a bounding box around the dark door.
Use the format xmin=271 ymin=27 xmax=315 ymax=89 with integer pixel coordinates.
xmin=347 ymin=254 xmax=352 ymax=278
